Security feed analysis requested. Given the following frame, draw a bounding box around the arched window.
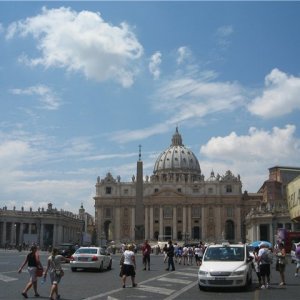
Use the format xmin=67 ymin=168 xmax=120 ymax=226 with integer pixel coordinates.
xmin=225 ymin=220 xmax=235 ymax=241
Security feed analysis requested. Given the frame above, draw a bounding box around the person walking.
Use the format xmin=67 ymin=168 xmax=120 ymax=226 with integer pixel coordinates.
xmin=165 ymin=240 xmax=175 ymax=271
xmin=121 ymin=244 xmax=137 ymax=288
xmin=294 ymin=243 xmax=300 ymax=276
xmin=163 ymin=243 xmax=168 ymax=263
xmin=258 ymin=242 xmax=272 ymax=289
xmin=141 ymin=240 xmax=151 ymax=270
xmin=275 ymin=242 xmax=286 ymax=286
xmin=18 ymin=245 xmax=41 ymax=298
xmin=43 ymin=247 xmax=69 ymax=300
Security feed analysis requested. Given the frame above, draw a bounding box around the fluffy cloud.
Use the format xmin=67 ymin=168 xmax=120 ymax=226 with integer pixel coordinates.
xmin=149 ymin=51 xmax=162 ymax=80
xmin=200 ymin=124 xmax=300 ymax=191
xmin=10 ymin=84 xmax=61 ymax=110
xmin=248 ymin=69 xmax=300 ymax=118
xmin=6 ymin=7 xmax=143 ymax=87
xmin=177 ymin=46 xmax=191 ymax=65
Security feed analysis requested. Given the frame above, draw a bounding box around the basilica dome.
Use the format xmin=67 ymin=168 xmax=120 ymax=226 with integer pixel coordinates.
xmin=152 ymin=128 xmax=202 ymax=182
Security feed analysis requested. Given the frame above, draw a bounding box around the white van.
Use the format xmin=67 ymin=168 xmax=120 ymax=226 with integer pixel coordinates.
xmin=291 ymin=242 xmax=300 ymax=263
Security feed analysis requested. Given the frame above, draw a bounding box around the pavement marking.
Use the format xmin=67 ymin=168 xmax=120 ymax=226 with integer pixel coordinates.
xmin=163 ymin=280 xmax=198 ymax=300
xmin=158 ymin=277 xmax=192 ymax=284
xmin=0 ymin=273 xmax=18 ymax=282
xmin=136 ymin=285 xmax=175 ymax=295
xmin=83 ymin=269 xmax=197 ymax=300
xmin=174 ymin=271 xmax=198 ymax=277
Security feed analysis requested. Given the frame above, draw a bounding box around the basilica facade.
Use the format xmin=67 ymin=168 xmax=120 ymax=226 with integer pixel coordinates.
xmin=94 ymin=128 xmax=260 ymax=245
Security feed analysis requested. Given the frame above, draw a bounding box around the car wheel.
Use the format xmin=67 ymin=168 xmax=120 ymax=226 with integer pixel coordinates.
xmin=198 ymin=284 xmax=207 ymax=291
xmin=107 ymin=260 xmax=112 ymax=270
xmin=99 ymin=261 xmax=104 ymax=272
xmin=71 ymin=267 xmax=77 ymax=272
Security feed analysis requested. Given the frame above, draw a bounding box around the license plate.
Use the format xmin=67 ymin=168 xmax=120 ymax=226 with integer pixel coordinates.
xmin=214 ymin=277 xmax=226 ymax=280
xmin=78 ymin=257 xmax=88 ymax=261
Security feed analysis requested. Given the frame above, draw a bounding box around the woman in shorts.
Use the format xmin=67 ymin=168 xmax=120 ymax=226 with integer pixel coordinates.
xmin=43 ymin=247 xmax=69 ymax=300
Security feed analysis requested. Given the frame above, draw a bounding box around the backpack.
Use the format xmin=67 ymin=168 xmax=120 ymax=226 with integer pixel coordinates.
xmin=262 ymin=250 xmax=273 ymax=264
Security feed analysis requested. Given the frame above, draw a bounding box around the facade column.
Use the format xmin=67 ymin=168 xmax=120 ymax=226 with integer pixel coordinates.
xmin=149 ymin=206 xmax=154 ymax=240
xmin=182 ymin=206 xmax=187 ymax=237
xmin=145 ymin=206 xmax=149 ymax=240
xmin=172 ymin=206 xmax=177 ymax=240
xmin=114 ymin=207 xmax=120 ymax=242
xmin=256 ymin=223 xmax=260 ymax=241
xmin=28 ymin=223 xmax=32 ymax=235
xmin=187 ymin=206 xmax=192 ymax=238
xmin=96 ymin=207 xmax=103 ymax=245
xmin=159 ymin=206 xmax=163 ymax=240
xmin=131 ymin=207 xmax=135 ymax=240
xmin=235 ymin=206 xmax=241 ymax=242
xmin=201 ymin=207 xmax=205 ymax=240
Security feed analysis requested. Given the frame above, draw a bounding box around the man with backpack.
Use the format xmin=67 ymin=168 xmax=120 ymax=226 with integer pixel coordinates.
xmin=258 ymin=242 xmax=273 ymax=289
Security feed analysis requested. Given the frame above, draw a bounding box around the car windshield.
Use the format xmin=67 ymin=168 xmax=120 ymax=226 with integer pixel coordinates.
xmin=204 ymin=246 xmax=245 ymax=261
xmin=76 ymin=248 xmax=98 ymax=254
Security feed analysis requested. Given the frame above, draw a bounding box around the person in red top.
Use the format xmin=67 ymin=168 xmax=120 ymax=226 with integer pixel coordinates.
xmin=141 ymin=240 xmax=151 ymax=270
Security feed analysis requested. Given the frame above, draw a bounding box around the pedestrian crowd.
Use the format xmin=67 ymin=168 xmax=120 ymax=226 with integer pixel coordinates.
xmin=251 ymin=240 xmax=300 ymax=289
xmin=18 ymin=239 xmax=300 ymax=297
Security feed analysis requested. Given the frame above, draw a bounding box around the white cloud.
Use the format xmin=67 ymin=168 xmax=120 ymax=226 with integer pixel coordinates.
xmin=248 ymin=68 xmax=300 ymax=118
xmin=6 ymin=6 xmax=143 ymax=87
xmin=200 ymin=124 xmax=300 ymax=191
xmin=149 ymin=51 xmax=162 ymax=80
xmin=10 ymin=84 xmax=61 ymax=110
xmin=177 ymin=46 xmax=191 ymax=65
xmin=215 ymin=25 xmax=234 ymax=49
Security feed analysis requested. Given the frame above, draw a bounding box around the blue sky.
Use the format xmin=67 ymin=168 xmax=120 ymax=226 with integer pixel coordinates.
xmin=1 ymin=1 xmax=300 ymax=215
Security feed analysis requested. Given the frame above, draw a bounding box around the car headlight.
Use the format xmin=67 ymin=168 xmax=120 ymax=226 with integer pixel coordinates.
xmin=232 ymin=270 xmax=245 ymax=276
xmin=199 ymin=270 xmax=209 ymax=276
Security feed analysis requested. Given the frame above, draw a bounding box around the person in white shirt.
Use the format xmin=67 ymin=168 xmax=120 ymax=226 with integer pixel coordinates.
xmin=121 ymin=244 xmax=137 ymax=288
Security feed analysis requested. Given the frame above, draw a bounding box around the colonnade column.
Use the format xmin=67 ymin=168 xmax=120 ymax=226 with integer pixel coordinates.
xmin=39 ymin=223 xmax=43 ymax=248
xmin=19 ymin=223 xmax=24 ymax=245
xmin=1 ymin=221 xmax=7 ymax=246
xmin=172 ymin=207 xmax=177 ymax=240
xmin=144 ymin=206 xmax=149 ymax=240
xmin=149 ymin=207 xmax=154 ymax=240
xmin=159 ymin=206 xmax=163 ymax=240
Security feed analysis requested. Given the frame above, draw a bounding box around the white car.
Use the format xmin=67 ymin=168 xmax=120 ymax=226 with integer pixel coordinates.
xmin=70 ymin=247 xmax=112 ymax=272
xmin=198 ymin=243 xmax=253 ymax=290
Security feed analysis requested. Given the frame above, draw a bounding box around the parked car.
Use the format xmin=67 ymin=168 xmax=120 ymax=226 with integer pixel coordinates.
xmin=198 ymin=242 xmax=253 ymax=291
xmin=70 ymin=246 xmax=112 ymax=272
xmin=291 ymin=242 xmax=300 ymax=263
xmin=57 ymin=243 xmax=76 ymax=258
